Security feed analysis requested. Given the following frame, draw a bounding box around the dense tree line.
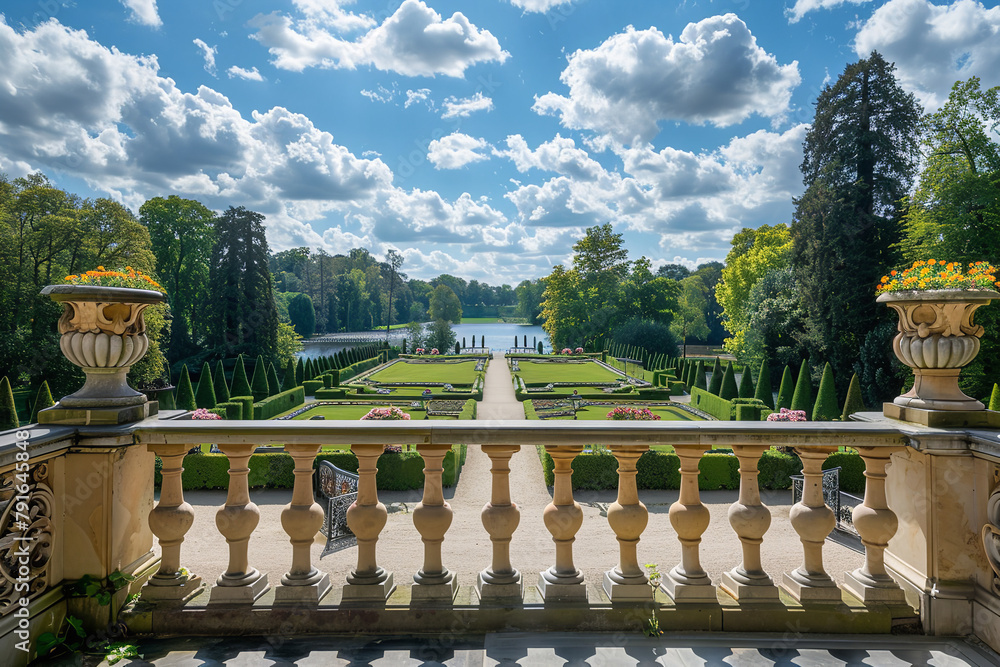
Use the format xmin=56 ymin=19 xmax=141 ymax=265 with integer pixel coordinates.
xmin=716 ymin=54 xmax=1000 ymax=404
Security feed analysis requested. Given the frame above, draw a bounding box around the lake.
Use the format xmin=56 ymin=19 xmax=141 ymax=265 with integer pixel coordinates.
xmin=300 ymin=322 xmax=548 ymax=359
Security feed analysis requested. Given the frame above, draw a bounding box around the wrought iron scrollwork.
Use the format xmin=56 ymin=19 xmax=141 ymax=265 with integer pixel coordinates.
xmin=0 ymin=463 xmax=55 ymax=615
xmin=315 ymin=461 xmax=358 ymax=558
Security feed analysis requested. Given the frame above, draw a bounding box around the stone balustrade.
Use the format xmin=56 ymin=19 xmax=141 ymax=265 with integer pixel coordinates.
xmin=134 ymin=420 xmax=912 ymax=613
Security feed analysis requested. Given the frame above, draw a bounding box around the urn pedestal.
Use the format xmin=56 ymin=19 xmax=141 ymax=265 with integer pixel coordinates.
xmin=39 ymin=285 xmax=165 ymax=425
xmin=878 ymin=289 xmax=1000 ymax=427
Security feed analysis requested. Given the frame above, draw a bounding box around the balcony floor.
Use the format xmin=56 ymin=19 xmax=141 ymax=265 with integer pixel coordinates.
xmin=43 ymin=632 xmax=1000 ymax=666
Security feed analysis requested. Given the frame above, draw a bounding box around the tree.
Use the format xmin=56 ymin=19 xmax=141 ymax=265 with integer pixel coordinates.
xmin=812 ymin=363 xmax=839 ymax=421
xmin=426 ymin=320 xmax=457 ymax=352
xmin=288 ymin=293 xmax=316 ymax=339
xmin=428 ymin=284 xmax=462 ymax=324
xmin=515 ymin=279 xmax=545 ymax=324
xmin=195 ymin=362 xmax=217 ymax=409
xmin=743 ymin=268 xmax=805 ymax=370
xmin=792 ymin=51 xmax=921 ymax=393
xmin=205 ymin=207 xmax=278 ymax=361
xmin=405 ymin=321 xmax=425 ymax=350
xmin=384 ymin=248 xmax=404 ymax=340
xmin=657 ymin=264 xmax=691 ymax=280
xmin=671 ymin=274 xmax=710 ymax=358
xmin=716 ymin=225 xmax=793 ymax=360
xmin=140 ymin=196 xmax=214 ymax=358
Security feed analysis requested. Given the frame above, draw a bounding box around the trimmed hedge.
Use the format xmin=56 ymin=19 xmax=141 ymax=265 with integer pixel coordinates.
xmin=339 ymin=357 xmax=382 ymax=382
xmin=690 ymin=387 xmax=731 ymax=421
xmin=230 ymin=396 xmax=254 ymax=420
xmin=314 ymin=388 xmax=348 ymax=399
xmin=824 ymin=451 xmax=865 ymax=494
xmin=215 ymin=401 xmax=243 ymax=419
xmin=757 ymin=449 xmax=802 ymax=489
xmin=537 ymin=448 xmax=740 ymax=491
xmin=252 ymin=386 xmax=305 ymax=420
xmin=730 ymin=397 xmax=769 ymax=421
xmin=154 ymin=445 xmax=466 ymax=491
xmin=302 ymin=379 xmax=324 ymax=396
xmin=458 ymin=399 xmax=477 ymax=419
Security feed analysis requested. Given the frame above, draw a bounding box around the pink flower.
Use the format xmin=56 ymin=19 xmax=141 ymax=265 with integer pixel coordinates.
xmin=607 ymin=406 xmax=660 ymax=421
xmin=360 ymin=406 xmax=411 ymax=420
xmin=192 ymin=408 xmax=222 ymax=420
xmin=766 ymin=408 xmax=807 ymax=422
xmin=574 ymin=347 xmax=584 ymax=354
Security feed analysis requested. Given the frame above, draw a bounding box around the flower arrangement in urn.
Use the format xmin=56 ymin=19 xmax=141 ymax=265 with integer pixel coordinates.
xmin=39 ymin=267 xmax=166 ymax=424
xmin=876 ymin=260 xmax=1000 ymax=413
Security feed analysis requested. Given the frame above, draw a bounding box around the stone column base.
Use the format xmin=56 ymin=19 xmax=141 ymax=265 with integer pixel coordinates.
xmin=411 ymin=576 xmax=459 ymax=604
xmin=342 ymin=572 xmax=395 ymax=602
xmin=209 ymin=573 xmax=269 ymax=605
xmin=274 ymin=573 xmax=332 ymax=606
xmin=842 ymin=571 xmax=906 ymax=604
xmin=603 ymin=571 xmax=652 ymax=601
xmin=475 ymin=572 xmax=522 ymax=602
xmin=537 ymin=572 xmax=587 ymax=602
xmin=781 ymin=573 xmax=842 ymax=603
xmin=140 ymin=576 xmax=204 ymax=605
xmin=719 ymin=573 xmax=779 ymax=602
xmin=883 ymin=403 xmax=1000 ymax=428
xmin=662 ymin=577 xmax=717 ymax=604
xmin=39 ymin=401 xmax=158 ymax=426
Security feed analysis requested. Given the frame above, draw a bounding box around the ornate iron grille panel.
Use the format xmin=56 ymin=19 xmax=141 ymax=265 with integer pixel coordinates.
xmin=315 ymin=460 xmax=358 ymax=558
xmin=791 ymin=466 xmax=842 ymax=529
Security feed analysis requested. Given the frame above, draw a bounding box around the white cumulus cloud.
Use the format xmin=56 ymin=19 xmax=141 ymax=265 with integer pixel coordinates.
xmin=193 ymin=38 xmax=217 ymax=76
xmin=227 ymin=65 xmax=264 ymax=81
xmin=249 ymin=0 xmax=509 ymax=78
xmin=508 ymin=0 xmax=574 ymax=13
xmin=120 ymin=0 xmax=162 ymax=28
xmin=428 ymin=133 xmax=491 ymax=169
xmin=441 ymin=92 xmax=493 ymax=119
xmin=786 ymin=0 xmax=871 ymax=24
xmin=854 ymin=0 xmax=1000 ymax=109
xmin=533 ymin=15 xmax=800 ymax=143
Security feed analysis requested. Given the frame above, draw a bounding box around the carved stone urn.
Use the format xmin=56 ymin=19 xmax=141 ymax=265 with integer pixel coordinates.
xmin=39 ymin=284 xmax=165 ymax=423
xmin=878 ymin=289 xmax=999 ymax=411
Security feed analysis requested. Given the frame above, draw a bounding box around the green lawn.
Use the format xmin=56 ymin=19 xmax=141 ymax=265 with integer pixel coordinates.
xmin=368 ymin=359 xmax=480 ymax=384
xmin=516 ymin=359 xmax=622 ymax=384
xmin=291 ymin=404 xmax=453 ymax=421
xmin=545 ymin=405 xmax=695 ymax=421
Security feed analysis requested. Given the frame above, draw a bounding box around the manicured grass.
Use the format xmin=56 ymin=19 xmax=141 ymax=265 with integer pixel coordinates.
xmin=516 ymin=359 xmax=622 ymax=384
xmin=460 ymin=317 xmax=499 ymax=323
xmin=368 ymin=359 xmax=480 ymax=384
xmin=546 ymin=405 xmax=695 ymax=421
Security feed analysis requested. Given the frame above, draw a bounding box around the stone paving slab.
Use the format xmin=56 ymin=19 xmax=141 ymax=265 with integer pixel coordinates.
xmin=40 ymin=633 xmax=1000 ymax=666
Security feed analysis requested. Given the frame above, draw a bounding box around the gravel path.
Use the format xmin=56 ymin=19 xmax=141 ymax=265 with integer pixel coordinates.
xmin=167 ymin=353 xmax=863 ymax=598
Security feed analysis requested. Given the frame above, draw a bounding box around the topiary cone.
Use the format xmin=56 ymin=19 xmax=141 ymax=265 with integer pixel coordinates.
xmin=30 ymin=380 xmax=55 ymax=424
xmin=990 ymin=383 xmax=1000 ymax=411
xmin=284 ymin=359 xmax=297 ymax=390
xmin=267 ymin=363 xmax=281 ymax=396
xmin=0 ymin=377 xmax=19 ymax=430
xmin=251 ymin=355 xmax=270 ymax=401
xmin=776 ymin=365 xmax=794 ymax=410
xmin=754 ymin=359 xmax=773 ymax=408
xmin=694 ymin=360 xmax=707 ymax=390
xmin=812 ymin=363 xmax=839 ymax=421
xmin=176 ymin=365 xmax=196 ymax=411
xmin=842 ymin=373 xmax=866 ymax=421
xmin=720 ymin=363 xmax=739 ymax=400
xmin=195 ymin=361 xmax=217 ymax=409
xmin=231 ymin=355 xmax=252 ymax=398
xmin=790 ymin=359 xmax=813 ymax=420
xmin=708 ymin=357 xmax=723 ymax=395
xmin=295 ymin=357 xmax=305 ymax=385
xmin=737 ymin=365 xmax=755 ymax=399
xmin=214 ymin=360 xmax=230 ymax=403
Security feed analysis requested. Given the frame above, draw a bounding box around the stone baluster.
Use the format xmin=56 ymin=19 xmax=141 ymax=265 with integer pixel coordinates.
xmin=343 ymin=443 xmax=395 ymax=601
xmin=664 ymin=445 xmax=716 ymax=602
xmin=843 ymin=446 xmax=906 ymax=603
xmin=412 ymin=444 xmax=457 ymax=602
xmin=142 ymin=443 xmax=203 ymax=603
xmin=210 ymin=443 xmax=269 ymax=604
xmin=721 ymin=445 xmax=779 ymax=602
xmin=477 ymin=445 xmax=522 ymax=601
xmin=538 ymin=445 xmax=586 ymax=601
xmin=604 ymin=445 xmax=651 ymax=601
xmin=275 ymin=443 xmax=330 ymax=605
xmin=782 ymin=447 xmax=841 ymax=603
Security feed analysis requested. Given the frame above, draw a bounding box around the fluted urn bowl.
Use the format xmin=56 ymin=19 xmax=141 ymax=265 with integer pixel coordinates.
xmin=41 ymin=284 xmax=165 ymax=409
xmin=877 ymin=288 xmax=999 ymax=411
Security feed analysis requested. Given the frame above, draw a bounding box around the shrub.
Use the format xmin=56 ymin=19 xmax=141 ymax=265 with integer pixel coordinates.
xmin=214 ymin=360 xmax=230 ymax=403
xmin=757 ymin=449 xmax=801 ymax=489
xmin=776 ymin=365 xmax=794 ymax=410
xmin=302 ymin=379 xmax=324 ymax=396
xmin=176 ymin=365 xmax=196 ymax=411
xmin=690 ymin=387 xmax=731 ymax=421
xmin=730 ymin=398 xmax=768 ymax=421
xmin=708 ymin=358 xmax=723 ymax=395
xmin=231 ymin=395 xmax=254 ymax=420
xmin=990 ymin=383 xmax=1000 ymax=411
xmin=314 ymin=388 xmax=347 ymax=399
xmin=195 ymin=362 xmax=217 ymax=409
xmin=790 ymin=360 xmax=812 ymax=419
xmin=231 ymin=355 xmax=252 ymax=398
xmin=0 ymin=376 xmax=19 ymax=430
xmin=30 ymin=381 xmax=54 ymax=424
xmin=283 ymin=359 xmax=298 ymax=390
xmin=812 ymin=363 xmax=840 ymax=421
xmin=267 ymin=363 xmax=282 ymax=396
xmin=208 ymin=407 xmax=228 ymax=419
xmin=754 ymin=359 xmax=774 ymax=409
xmin=824 ymin=451 xmax=866 ymax=494
xmin=252 ymin=386 xmax=305 ymax=420
xmin=737 ymin=367 xmax=755 ymax=399
xmin=458 ymin=399 xmax=477 ymax=419
xmin=295 ymin=357 xmax=305 ymax=385
xmin=694 ymin=360 xmax=707 ymax=390
xmin=215 ymin=401 xmax=243 ymax=419
xmin=251 ymin=355 xmax=270 ymax=401
xmin=159 ymin=388 xmax=176 ymax=410
xmin=699 ymin=454 xmax=739 ymax=490
xmin=720 ymin=364 xmax=739 ymax=400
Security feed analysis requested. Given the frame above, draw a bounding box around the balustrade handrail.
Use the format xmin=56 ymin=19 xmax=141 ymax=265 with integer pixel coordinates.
xmin=133 ymin=417 xmax=910 ymax=449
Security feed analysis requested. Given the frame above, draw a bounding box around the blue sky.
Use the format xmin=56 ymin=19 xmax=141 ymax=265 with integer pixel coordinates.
xmin=1 ymin=0 xmax=998 ymax=283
